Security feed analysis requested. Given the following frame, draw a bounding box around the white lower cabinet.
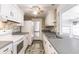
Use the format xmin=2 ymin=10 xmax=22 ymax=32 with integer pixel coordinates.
xmin=43 ymin=34 xmax=57 ymax=54
xmin=24 ymin=35 xmax=29 ymax=49
xmin=0 ymin=43 xmax=13 ymax=54
xmin=47 ymin=42 xmax=57 ymax=54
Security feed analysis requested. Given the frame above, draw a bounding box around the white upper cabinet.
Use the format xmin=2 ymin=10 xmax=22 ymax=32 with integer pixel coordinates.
xmin=15 ymin=5 xmax=24 ymax=26
xmin=0 ymin=4 xmax=10 ymax=21
xmin=45 ymin=9 xmax=55 ymax=26
xmin=9 ymin=5 xmax=24 ymax=26
xmin=0 ymin=4 xmax=24 ymax=26
xmin=8 ymin=5 xmax=18 ymax=22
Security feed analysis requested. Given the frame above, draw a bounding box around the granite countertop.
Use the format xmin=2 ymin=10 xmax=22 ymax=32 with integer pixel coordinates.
xmin=0 ymin=41 xmax=12 ymax=49
xmin=43 ymin=32 xmax=79 ymax=54
xmin=12 ymin=32 xmax=29 ymax=35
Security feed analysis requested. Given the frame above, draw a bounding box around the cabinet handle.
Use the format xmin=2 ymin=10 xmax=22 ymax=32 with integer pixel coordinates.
xmin=3 ymin=48 xmax=9 ymax=52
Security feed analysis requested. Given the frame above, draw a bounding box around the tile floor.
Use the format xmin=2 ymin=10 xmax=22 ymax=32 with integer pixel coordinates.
xmin=25 ymin=40 xmax=45 ymax=54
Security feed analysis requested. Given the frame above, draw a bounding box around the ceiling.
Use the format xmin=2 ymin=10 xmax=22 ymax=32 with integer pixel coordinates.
xmin=61 ymin=4 xmax=76 ymax=13
xmin=18 ymin=4 xmax=57 ymax=18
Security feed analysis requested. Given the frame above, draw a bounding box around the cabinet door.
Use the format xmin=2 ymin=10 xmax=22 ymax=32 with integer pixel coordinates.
xmin=10 ymin=5 xmax=24 ymax=26
xmin=9 ymin=5 xmax=19 ymax=22
xmin=62 ymin=27 xmax=70 ymax=34
xmin=0 ymin=5 xmax=10 ymax=21
xmin=43 ymin=34 xmax=51 ymax=54
xmin=24 ymin=35 xmax=29 ymax=48
xmin=45 ymin=9 xmax=55 ymax=26
xmin=16 ymin=6 xmax=24 ymax=26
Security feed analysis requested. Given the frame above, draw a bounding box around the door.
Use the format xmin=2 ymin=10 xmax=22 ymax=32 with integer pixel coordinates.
xmin=33 ymin=21 xmax=40 ymax=39
xmin=33 ymin=19 xmax=42 ymax=40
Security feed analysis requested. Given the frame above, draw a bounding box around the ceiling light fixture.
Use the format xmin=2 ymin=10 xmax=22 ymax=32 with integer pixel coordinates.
xmin=32 ymin=6 xmax=42 ymax=16
xmin=33 ymin=11 xmax=38 ymax=15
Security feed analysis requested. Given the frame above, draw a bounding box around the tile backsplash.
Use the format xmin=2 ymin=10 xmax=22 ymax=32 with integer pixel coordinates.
xmin=0 ymin=21 xmax=17 ymax=31
xmin=0 ymin=21 xmax=5 ymax=30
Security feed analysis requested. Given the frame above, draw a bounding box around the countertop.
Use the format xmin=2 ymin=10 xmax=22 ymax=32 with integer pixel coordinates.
xmin=0 ymin=41 xmax=12 ymax=49
xmin=43 ymin=32 xmax=79 ymax=54
xmin=0 ymin=32 xmax=28 ymax=42
xmin=12 ymin=32 xmax=29 ymax=35
xmin=0 ymin=35 xmax=25 ymax=42
xmin=0 ymin=32 xmax=28 ymax=50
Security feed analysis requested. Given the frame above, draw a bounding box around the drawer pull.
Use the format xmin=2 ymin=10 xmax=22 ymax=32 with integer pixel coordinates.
xmin=3 ymin=48 xmax=9 ymax=52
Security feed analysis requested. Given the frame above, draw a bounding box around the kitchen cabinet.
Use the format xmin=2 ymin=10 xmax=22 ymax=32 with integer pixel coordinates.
xmin=8 ymin=5 xmax=18 ymax=22
xmin=45 ymin=9 xmax=56 ymax=26
xmin=43 ymin=34 xmax=57 ymax=54
xmin=0 ymin=4 xmax=10 ymax=21
xmin=16 ymin=8 xmax=24 ymax=26
xmin=9 ymin=5 xmax=24 ymax=26
xmin=24 ymin=34 xmax=29 ymax=49
xmin=21 ymin=21 xmax=33 ymax=45
xmin=0 ymin=43 xmax=13 ymax=54
xmin=0 ymin=4 xmax=24 ymax=26
xmin=10 ymin=5 xmax=24 ymax=26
